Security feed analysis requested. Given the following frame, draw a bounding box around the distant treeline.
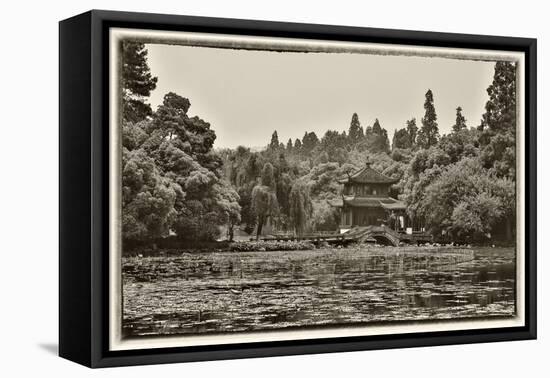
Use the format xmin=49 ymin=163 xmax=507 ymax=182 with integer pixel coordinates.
xmin=121 ymin=40 xmax=517 ymax=246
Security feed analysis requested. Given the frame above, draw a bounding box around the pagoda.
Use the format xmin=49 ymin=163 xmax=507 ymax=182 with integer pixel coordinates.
xmin=329 ymin=162 xmax=410 ymax=233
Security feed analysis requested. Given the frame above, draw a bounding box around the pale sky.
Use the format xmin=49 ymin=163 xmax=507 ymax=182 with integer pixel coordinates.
xmin=145 ymin=43 xmax=495 ymax=149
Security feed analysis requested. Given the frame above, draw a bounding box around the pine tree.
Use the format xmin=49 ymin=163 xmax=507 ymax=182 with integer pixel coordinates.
xmin=121 ymin=42 xmax=158 ymax=123
xmin=452 ymin=106 xmax=467 ymax=132
xmin=417 ymin=89 xmax=439 ymax=148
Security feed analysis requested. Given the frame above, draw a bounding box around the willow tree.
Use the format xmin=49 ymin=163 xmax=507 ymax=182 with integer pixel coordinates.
xmin=251 ymin=163 xmax=279 ymax=239
xmin=289 ymin=182 xmax=313 ymax=236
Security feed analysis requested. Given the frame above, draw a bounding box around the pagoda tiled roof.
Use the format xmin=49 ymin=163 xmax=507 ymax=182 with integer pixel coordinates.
xmin=337 ymin=163 xmax=399 ymax=184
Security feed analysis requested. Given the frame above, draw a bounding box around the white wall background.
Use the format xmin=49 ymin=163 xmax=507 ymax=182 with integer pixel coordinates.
xmin=0 ymin=0 xmax=545 ymax=376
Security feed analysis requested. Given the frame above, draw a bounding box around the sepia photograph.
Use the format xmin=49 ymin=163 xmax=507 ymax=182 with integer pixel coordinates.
xmin=109 ymin=28 xmax=525 ymax=350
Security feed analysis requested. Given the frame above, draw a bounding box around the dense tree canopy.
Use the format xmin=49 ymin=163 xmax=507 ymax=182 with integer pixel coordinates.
xmin=122 ymin=45 xmax=517 ymax=245
xmin=122 ymin=148 xmax=179 ymax=240
xmin=399 ymin=64 xmax=517 ymax=242
xmin=393 ymin=128 xmax=412 ymax=150
xmin=418 ymin=158 xmax=514 ymax=241
xmin=121 ymin=65 xmax=240 ymax=242
xmin=302 ymin=131 xmax=320 ymax=154
xmin=222 ymin=61 xmax=516 ymax=243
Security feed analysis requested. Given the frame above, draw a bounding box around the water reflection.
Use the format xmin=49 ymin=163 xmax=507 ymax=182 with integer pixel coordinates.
xmin=122 ymin=247 xmax=515 ymax=337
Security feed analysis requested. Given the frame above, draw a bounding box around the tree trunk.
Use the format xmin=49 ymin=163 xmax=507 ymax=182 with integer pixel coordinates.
xmin=256 ymin=217 xmax=264 ymax=240
xmin=228 ymin=223 xmax=234 ymax=242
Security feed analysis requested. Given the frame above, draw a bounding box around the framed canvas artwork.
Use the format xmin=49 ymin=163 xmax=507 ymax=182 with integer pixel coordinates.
xmin=59 ymin=10 xmax=536 ymax=368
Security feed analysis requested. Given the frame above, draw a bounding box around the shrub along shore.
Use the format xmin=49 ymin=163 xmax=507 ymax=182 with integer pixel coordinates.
xmin=120 ymin=239 xmax=511 ymax=257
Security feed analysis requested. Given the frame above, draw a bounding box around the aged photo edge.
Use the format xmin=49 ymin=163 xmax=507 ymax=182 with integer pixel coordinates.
xmin=108 ymin=27 xmax=526 ymax=352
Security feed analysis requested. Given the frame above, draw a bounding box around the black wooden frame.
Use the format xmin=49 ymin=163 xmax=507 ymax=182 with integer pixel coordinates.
xmin=59 ymin=9 xmax=537 ymax=368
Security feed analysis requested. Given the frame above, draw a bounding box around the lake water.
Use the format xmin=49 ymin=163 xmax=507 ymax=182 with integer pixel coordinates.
xmin=122 ymin=247 xmax=515 ymax=337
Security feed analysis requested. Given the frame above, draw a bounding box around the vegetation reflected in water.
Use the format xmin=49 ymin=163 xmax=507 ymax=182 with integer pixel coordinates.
xmin=122 ymin=247 xmax=515 ymax=337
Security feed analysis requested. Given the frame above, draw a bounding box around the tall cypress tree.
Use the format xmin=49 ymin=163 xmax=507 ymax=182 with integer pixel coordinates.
xmin=452 ymin=106 xmax=467 ymax=132
xmin=479 ymin=61 xmax=516 ymax=134
xmin=417 ymin=89 xmax=439 ymax=148
xmin=269 ymin=131 xmax=280 ymax=149
xmin=348 ymin=113 xmax=364 ymax=145
xmin=478 ymin=61 xmax=517 ymax=178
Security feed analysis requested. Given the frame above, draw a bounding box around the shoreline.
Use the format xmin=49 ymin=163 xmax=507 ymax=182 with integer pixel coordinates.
xmin=122 ymin=244 xmax=515 ymax=258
